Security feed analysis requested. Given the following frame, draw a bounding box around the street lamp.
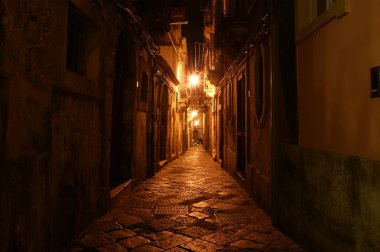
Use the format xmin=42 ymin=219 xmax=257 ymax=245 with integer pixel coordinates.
xmin=189 ymin=74 xmax=200 ymax=86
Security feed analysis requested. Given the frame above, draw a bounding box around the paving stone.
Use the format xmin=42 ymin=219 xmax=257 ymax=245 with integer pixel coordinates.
xmin=202 ymin=207 xmax=217 ymax=215
xmin=142 ymin=231 xmax=174 ymax=241
xmin=108 ymin=229 xmax=136 ymax=240
xmin=79 ymin=231 xmax=115 ymax=248
xmin=149 ymin=218 xmax=177 ymax=230
xmin=201 ymin=232 xmax=240 ymax=245
xmin=223 ymin=227 xmax=252 ymax=237
xmin=157 ymin=197 xmax=183 ymax=205
xmin=171 ymin=225 xmax=188 ymax=231
xmin=217 ymin=193 xmax=239 ymax=200
xmin=129 ymin=202 xmax=155 ymax=209
xmin=193 ymin=219 xmax=220 ymax=231
xmin=152 ymin=234 xmax=192 ymax=249
xmin=165 ymin=247 xmax=188 ymax=252
xmin=180 ymin=226 xmax=214 ymax=238
xmin=211 ymin=203 xmax=237 ymax=211
xmin=214 ymin=213 xmax=253 ymax=225
xmin=131 ymin=244 xmax=163 ymax=252
xmin=244 ymin=232 xmax=281 ymax=245
xmin=154 ymin=205 xmax=188 ymax=215
xmin=67 ymin=147 xmax=301 ymax=251
xmin=170 ymin=215 xmax=197 ymax=225
xmin=130 ymin=222 xmax=158 ymax=234
xmin=97 ymin=243 xmax=128 ymax=252
xmin=88 ymin=220 xmax=123 ymax=232
xmin=190 ymin=206 xmax=205 ymax=212
xmin=193 ymin=199 xmax=217 ymax=208
xmin=188 ymin=212 xmax=209 ymax=219
xmin=230 ymin=239 xmax=266 ymax=250
xmin=128 ymin=208 xmax=153 ymax=215
xmin=181 ymin=239 xmax=223 ymax=251
xmin=114 ymin=214 xmax=143 ymax=227
xmin=119 ymin=236 xmax=151 ymax=249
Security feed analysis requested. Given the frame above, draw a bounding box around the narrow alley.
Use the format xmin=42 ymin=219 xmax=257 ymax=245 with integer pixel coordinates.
xmin=2 ymin=0 xmax=380 ymax=251
xmin=66 ymin=147 xmax=302 ymax=251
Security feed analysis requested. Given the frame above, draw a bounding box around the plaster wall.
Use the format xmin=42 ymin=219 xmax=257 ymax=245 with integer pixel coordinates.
xmin=160 ymin=46 xmax=177 ymax=75
xmin=297 ymin=0 xmax=380 ymax=161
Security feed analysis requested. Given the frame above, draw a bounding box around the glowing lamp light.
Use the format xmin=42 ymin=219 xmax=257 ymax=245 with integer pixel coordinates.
xmin=191 ymin=110 xmax=198 ymax=117
xmin=194 ymin=120 xmax=199 ymax=126
xmin=189 ymin=74 xmax=200 ymax=86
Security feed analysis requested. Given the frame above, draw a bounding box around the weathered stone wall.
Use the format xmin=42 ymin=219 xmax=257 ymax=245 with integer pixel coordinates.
xmin=278 ymin=143 xmax=380 ymax=252
xmin=0 ymin=0 xmax=138 ymax=251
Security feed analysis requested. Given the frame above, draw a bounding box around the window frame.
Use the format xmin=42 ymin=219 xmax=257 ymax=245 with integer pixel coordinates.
xmin=295 ymin=0 xmax=349 ymax=43
xmin=66 ymin=2 xmax=87 ymax=75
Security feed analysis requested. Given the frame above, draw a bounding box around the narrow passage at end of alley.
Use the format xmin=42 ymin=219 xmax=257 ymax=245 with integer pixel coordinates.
xmin=65 ymin=146 xmax=304 ymax=252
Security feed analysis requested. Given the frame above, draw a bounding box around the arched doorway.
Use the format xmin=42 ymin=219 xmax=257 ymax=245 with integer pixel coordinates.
xmin=110 ymin=32 xmax=136 ymax=188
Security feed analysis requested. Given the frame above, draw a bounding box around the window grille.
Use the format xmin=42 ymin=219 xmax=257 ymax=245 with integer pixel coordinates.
xmin=66 ymin=3 xmax=86 ymax=74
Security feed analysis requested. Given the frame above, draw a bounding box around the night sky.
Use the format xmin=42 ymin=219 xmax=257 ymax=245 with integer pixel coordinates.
xmin=182 ymin=0 xmax=203 ymax=73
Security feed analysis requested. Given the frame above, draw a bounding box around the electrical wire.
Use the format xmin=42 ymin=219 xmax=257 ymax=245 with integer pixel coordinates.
xmin=114 ymin=0 xmax=160 ymax=55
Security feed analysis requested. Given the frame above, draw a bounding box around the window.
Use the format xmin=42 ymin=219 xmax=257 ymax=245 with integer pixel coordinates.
xmin=295 ymin=0 xmax=348 ymax=42
xmin=140 ymin=71 xmax=149 ymax=103
xmin=228 ymin=80 xmax=233 ymax=121
xmin=66 ymin=2 xmax=86 ymax=74
xmin=254 ymin=47 xmax=264 ymax=120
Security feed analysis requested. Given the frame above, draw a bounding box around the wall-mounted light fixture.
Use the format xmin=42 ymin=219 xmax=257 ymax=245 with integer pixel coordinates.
xmin=189 ymin=74 xmax=200 ymax=86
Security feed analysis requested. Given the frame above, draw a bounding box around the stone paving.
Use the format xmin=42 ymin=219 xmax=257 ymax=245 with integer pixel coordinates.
xmin=65 ymin=146 xmax=305 ymax=251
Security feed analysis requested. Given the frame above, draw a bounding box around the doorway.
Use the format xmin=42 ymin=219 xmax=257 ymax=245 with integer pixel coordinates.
xmin=237 ymin=74 xmax=246 ymax=177
xmin=110 ymin=32 xmax=135 ymax=188
xmin=159 ymin=87 xmax=169 ymax=161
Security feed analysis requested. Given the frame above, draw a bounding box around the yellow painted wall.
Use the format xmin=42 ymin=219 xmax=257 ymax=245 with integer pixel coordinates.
xmin=297 ymin=0 xmax=380 ymax=161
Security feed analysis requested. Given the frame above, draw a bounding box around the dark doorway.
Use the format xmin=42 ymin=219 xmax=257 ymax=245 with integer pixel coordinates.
xmin=219 ymin=93 xmax=224 ymax=164
xmin=237 ymin=74 xmax=246 ymax=177
xmin=193 ymin=129 xmax=199 ymax=144
xmin=219 ymin=112 xmax=224 ymax=163
xmin=110 ymin=32 xmax=134 ymax=188
xmin=159 ymin=87 xmax=169 ymax=161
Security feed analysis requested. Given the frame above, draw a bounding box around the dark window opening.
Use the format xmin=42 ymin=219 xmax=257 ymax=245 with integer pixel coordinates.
xmin=140 ymin=71 xmax=149 ymax=102
xmin=66 ymin=2 xmax=86 ymax=75
xmin=255 ymin=48 xmax=264 ymax=120
xmin=317 ymin=0 xmax=327 ymax=16
xmin=371 ymin=66 xmax=380 ymax=98
xmin=317 ymin=0 xmax=336 ymax=16
xmin=228 ymin=81 xmax=233 ymax=121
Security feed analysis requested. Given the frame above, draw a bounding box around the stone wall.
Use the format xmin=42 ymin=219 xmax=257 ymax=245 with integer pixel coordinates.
xmin=0 ymin=0 xmax=134 ymax=250
xmin=277 ymin=143 xmax=380 ymax=252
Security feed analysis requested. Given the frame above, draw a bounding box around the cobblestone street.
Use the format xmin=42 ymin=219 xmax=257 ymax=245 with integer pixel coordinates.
xmin=66 ymin=147 xmax=304 ymax=251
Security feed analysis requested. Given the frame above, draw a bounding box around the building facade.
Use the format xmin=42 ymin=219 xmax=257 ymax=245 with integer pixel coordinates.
xmin=0 ymin=0 xmax=188 ymax=251
xmin=203 ymin=0 xmax=380 ymax=251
